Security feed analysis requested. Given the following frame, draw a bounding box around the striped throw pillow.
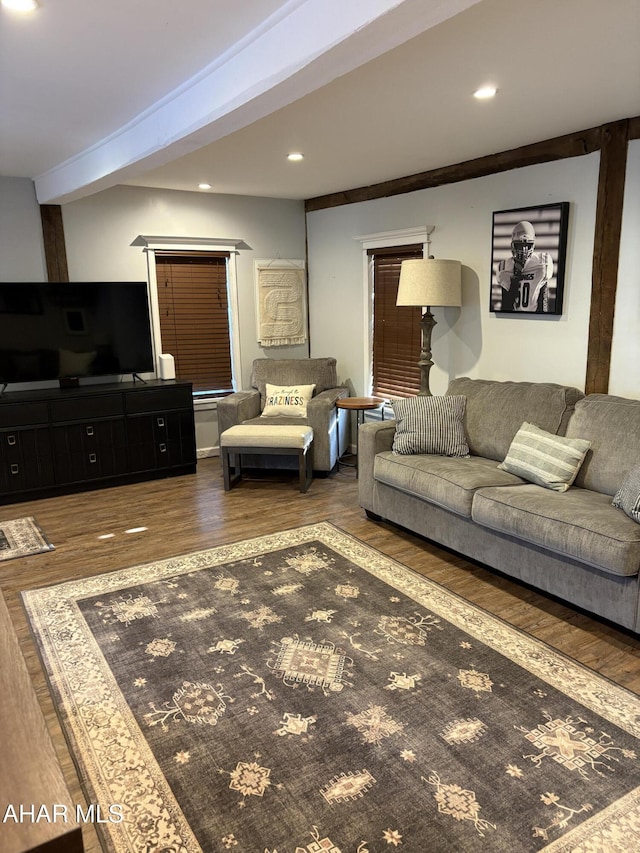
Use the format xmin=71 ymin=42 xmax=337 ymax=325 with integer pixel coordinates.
xmin=612 ymin=464 xmax=640 ymax=523
xmin=391 ymin=395 xmax=469 ymax=457
xmin=498 ymin=422 xmax=590 ymax=492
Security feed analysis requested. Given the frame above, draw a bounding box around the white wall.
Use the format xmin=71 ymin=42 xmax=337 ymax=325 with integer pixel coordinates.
xmin=609 ymin=139 xmax=640 ymax=398
xmin=61 ymin=185 xmax=308 ymax=389
xmin=307 ymin=154 xmax=606 ymax=396
xmin=0 ymin=178 xmax=47 ymax=281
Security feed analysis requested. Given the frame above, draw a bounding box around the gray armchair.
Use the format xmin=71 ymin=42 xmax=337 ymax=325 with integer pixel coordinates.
xmin=217 ymin=358 xmax=349 ymax=472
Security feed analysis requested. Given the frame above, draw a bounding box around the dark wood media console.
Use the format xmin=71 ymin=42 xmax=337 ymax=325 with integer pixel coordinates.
xmin=0 ymin=380 xmax=196 ymax=504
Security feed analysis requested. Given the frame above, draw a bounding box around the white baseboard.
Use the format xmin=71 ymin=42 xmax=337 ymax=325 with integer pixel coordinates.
xmin=197 ymin=447 xmax=219 ymax=458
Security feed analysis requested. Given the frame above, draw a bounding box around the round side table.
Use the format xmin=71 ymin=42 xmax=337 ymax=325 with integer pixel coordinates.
xmin=336 ymin=396 xmax=387 ymax=474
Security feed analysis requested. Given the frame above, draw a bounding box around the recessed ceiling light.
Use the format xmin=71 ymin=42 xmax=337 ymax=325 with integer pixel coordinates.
xmin=474 ymin=85 xmax=497 ymax=100
xmin=2 ymin=0 xmax=39 ymax=11
xmin=287 ymin=152 xmax=304 ymax=162
xmin=198 ymin=182 xmax=212 ymax=190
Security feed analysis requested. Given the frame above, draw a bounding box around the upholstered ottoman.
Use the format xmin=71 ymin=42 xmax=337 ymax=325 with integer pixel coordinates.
xmin=220 ymin=424 xmax=314 ymax=492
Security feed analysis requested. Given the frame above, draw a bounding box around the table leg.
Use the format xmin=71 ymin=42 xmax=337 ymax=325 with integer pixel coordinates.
xmin=355 ymin=408 xmax=364 ymax=475
xmin=221 ymin=448 xmax=243 ymax=490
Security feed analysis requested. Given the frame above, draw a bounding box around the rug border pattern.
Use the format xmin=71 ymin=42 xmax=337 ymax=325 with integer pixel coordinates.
xmin=0 ymin=515 xmax=54 ymax=561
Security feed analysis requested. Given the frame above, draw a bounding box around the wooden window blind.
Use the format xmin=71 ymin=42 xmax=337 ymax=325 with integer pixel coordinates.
xmin=155 ymin=253 xmax=233 ymax=394
xmin=370 ymin=244 xmax=424 ymax=399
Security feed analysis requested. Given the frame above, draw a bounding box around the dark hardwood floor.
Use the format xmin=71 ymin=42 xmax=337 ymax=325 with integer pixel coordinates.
xmin=2 ymin=457 xmax=639 ymax=852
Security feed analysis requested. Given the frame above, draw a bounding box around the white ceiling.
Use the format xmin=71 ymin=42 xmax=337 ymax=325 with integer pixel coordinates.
xmin=1 ymin=0 xmax=639 ymax=205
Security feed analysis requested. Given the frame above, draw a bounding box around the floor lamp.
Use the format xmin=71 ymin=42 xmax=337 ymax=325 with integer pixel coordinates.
xmin=396 ymin=258 xmax=462 ymax=396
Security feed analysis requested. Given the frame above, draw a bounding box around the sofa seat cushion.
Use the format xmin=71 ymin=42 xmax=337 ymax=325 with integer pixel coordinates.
xmin=373 ymin=452 xmax=525 ymax=517
xmin=472 ymin=484 xmax=640 ymax=577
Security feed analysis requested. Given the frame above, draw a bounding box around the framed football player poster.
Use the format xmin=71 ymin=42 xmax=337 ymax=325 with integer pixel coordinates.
xmin=490 ymin=202 xmax=569 ymax=314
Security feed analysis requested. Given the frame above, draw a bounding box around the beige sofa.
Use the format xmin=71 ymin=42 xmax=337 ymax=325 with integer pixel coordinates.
xmin=358 ymin=378 xmax=640 ymax=632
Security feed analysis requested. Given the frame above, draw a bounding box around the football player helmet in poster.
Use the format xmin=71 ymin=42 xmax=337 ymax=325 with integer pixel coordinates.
xmin=497 ymin=220 xmax=553 ymax=312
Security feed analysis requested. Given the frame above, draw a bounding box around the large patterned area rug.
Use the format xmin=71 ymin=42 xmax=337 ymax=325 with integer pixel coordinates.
xmin=0 ymin=516 xmax=54 ymax=562
xmin=23 ymin=523 xmax=640 ymax=852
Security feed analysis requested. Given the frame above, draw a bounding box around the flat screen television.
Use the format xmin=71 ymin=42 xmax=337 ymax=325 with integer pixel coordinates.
xmin=0 ymin=282 xmax=155 ymax=387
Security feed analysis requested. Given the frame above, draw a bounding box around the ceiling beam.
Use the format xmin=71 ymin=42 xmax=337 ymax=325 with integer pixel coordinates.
xmin=305 ymin=125 xmax=605 ymax=212
xmin=33 ymin=0 xmax=481 ymax=206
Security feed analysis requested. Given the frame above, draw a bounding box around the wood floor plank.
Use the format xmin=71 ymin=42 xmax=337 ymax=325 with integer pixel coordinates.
xmin=1 ymin=457 xmax=639 ymax=853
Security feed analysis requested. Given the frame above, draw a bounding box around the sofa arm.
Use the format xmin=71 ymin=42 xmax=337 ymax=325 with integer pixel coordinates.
xmin=308 ymin=386 xmax=349 ymax=409
xmin=217 ymin=390 xmax=261 ymax=435
xmin=358 ymin=420 xmax=397 ymax=512
xmin=306 ymin=387 xmax=349 ymax=471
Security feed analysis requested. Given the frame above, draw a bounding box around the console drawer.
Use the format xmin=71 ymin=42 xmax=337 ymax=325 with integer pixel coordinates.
xmin=50 ymin=394 xmax=123 ymax=422
xmin=124 ymin=385 xmax=192 ymax=414
xmin=0 ymin=401 xmax=49 ymax=427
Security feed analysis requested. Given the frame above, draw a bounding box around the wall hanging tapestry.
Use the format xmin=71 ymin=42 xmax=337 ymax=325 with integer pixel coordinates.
xmin=0 ymin=516 xmax=54 ymax=561
xmin=23 ymin=522 xmax=640 ymax=852
xmin=255 ymin=259 xmax=307 ymax=346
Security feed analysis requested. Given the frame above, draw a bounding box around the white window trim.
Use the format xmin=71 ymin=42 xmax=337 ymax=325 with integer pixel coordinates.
xmin=354 ymin=226 xmax=433 ymax=395
xmin=135 ymin=235 xmax=245 ymax=393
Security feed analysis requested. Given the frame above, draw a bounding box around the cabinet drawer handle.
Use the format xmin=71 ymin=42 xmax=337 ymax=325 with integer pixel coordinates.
xmin=157 ymin=417 xmax=165 ymax=428
xmin=86 ymin=425 xmax=94 ymax=436
xmin=159 ymin=443 xmax=167 ymax=453
xmin=10 ymin=463 xmax=19 ymax=475
xmin=7 ymin=434 xmax=16 ymax=446
xmin=88 ymin=452 xmax=97 ymax=463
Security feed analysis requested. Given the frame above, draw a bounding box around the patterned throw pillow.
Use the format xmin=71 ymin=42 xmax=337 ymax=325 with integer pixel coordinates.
xmin=261 ymin=383 xmax=315 ymax=417
xmin=498 ymin=422 xmax=591 ymax=492
xmin=612 ymin=464 xmax=640 ymax=523
xmin=391 ymin=395 xmax=469 ymax=456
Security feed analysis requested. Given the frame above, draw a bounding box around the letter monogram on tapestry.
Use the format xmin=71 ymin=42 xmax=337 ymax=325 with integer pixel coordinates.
xmin=255 ymin=260 xmax=307 ymax=347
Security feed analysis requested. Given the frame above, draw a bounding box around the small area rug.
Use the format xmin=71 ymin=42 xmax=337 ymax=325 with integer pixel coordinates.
xmin=23 ymin=523 xmax=640 ymax=852
xmin=0 ymin=516 xmax=54 ymax=562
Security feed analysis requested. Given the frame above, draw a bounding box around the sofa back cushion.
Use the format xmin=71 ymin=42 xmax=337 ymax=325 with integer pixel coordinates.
xmin=446 ymin=377 xmax=584 ymax=462
xmin=566 ymin=394 xmax=640 ymax=496
xmin=251 ymin=358 xmax=338 ymax=409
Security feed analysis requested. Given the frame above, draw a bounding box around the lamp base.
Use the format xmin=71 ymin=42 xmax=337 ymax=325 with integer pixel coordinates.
xmin=418 ymin=309 xmax=436 ymax=396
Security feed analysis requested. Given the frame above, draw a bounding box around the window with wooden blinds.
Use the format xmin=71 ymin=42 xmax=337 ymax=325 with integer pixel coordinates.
xmin=155 ymin=254 xmax=233 ymax=394
xmin=370 ymin=244 xmax=424 ymax=399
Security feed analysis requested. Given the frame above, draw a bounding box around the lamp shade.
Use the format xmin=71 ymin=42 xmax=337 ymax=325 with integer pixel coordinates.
xmin=396 ymin=259 xmax=462 ymax=308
